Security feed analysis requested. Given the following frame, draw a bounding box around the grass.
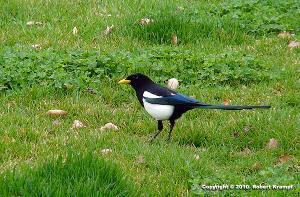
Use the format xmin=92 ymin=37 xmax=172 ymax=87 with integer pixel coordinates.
xmin=0 ymin=0 xmax=299 ymax=196
xmin=0 ymin=153 xmax=137 ymax=196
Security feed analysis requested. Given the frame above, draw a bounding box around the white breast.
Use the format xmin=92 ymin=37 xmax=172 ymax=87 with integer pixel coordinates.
xmin=142 ymin=91 xmax=174 ymax=120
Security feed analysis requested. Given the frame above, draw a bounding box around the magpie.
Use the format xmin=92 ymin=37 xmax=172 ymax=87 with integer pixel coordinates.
xmin=119 ymin=73 xmax=271 ymax=141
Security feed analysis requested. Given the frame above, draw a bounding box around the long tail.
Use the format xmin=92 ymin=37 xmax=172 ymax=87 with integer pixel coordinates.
xmin=195 ymin=105 xmax=271 ymax=110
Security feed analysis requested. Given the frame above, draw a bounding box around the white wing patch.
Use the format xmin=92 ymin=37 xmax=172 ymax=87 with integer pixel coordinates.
xmin=142 ymin=91 xmax=174 ymax=120
xmin=143 ymin=91 xmax=161 ymax=98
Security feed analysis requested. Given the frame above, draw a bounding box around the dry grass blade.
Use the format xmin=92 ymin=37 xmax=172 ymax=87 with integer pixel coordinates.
xmin=101 ymin=148 xmax=112 ymax=155
xmin=278 ymin=154 xmax=293 ymax=164
xmin=223 ymin=99 xmax=231 ymax=105
xmin=31 ymin=44 xmax=41 ymax=49
xmin=278 ymin=32 xmax=291 ymax=39
xmin=236 ymin=148 xmax=251 ymax=156
xmin=171 ymin=35 xmax=178 ymax=45
xmin=27 ymin=21 xmax=43 ymax=26
xmin=104 ymin=25 xmax=114 ymax=35
xmin=140 ymin=18 xmax=153 ymax=26
xmin=135 ymin=155 xmax=145 ymax=164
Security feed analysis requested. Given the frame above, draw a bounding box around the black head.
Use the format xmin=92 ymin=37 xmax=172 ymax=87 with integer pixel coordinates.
xmin=118 ymin=73 xmax=154 ymax=90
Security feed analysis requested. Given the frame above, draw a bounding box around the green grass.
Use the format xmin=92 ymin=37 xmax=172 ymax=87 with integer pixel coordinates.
xmin=0 ymin=0 xmax=299 ymax=196
xmin=0 ymin=153 xmax=137 ymax=196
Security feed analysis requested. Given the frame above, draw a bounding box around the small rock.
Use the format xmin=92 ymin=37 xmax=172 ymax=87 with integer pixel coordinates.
xmin=72 ymin=120 xmax=85 ymax=129
xmin=72 ymin=26 xmax=78 ymax=35
xmin=100 ymin=122 xmax=119 ymax=131
xmin=288 ymin=41 xmax=300 ymax=49
xmin=266 ymin=138 xmax=278 ymax=150
xmin=101 ymin=148 xmax=112 ymax=155
xmin=167 ymin=78 xmax=179 ymax=90
xmin=47 ymin=109 xmax=67 ymax=117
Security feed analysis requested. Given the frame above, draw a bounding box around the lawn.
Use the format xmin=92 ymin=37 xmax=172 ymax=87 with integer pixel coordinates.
xmin=0 ymin=0 xmax=299 ymax=196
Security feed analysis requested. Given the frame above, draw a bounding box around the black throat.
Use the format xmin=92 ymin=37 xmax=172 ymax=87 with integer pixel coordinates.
xmin=131 ymin=81 xmax=153 ymax=106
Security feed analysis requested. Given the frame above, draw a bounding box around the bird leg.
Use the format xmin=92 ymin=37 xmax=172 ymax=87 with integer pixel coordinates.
xmin=166 ymin=119 xmax=175 ymax=141
xmin=150 ymin=120 xmax=163 ymax=142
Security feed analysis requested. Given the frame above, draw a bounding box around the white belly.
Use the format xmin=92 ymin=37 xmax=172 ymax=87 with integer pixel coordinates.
xmin=142 ymin=91 xmax=174 ymax=120
xmin=143 ymin=99 xmax=174 ymax=120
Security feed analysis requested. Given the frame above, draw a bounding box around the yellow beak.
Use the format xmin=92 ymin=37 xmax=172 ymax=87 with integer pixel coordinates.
xmin=118 ymin=79 xmax=131 ymax=84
